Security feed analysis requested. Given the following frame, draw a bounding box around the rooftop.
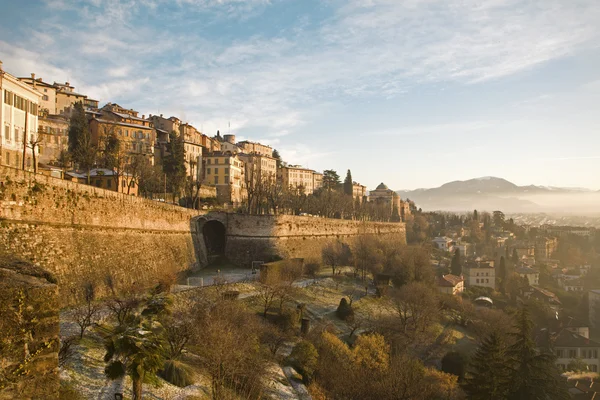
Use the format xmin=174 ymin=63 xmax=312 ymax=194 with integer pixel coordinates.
xmin=554 ymin=329 xmax=600 ymax=348
xmin=437 ymin=274 xmax=463 ymax=287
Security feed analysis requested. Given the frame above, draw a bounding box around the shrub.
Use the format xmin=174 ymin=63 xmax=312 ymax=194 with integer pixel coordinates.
xmin=336 ymin=297 xmax=354 ymax=321
xmin=160 ymin=360 xmax=195 ymax=387
xmin=289 ymin=341 xmax=319 ymax=384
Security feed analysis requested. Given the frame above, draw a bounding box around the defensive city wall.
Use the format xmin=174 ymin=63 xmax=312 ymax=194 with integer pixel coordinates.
xmin=0 ymin=165 xmax=406 ymax=305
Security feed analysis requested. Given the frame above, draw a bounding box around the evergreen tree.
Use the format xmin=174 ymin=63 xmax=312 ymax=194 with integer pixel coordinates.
xmin=507 ymin=307 xmax=568 ymax=400
xmin=323 ymin=169 xmax=341 ymax=191
xmin=343 ymin=169 xmax=353 ymax=196
xmin=463 ymin=332 xmax=511 ymax=400
xmin=512 ymin=248 xmax=519 ymax=265
xmin=499 ymin=256 xmax=507 ymax=295
xmin=473 ymin=209 xmax=478 ymax=221
xmin=451 ymin=249 xmax=461 ymax=276
xmin=162 ymin=131 xmax=186 ymax=200
xmin=68 ymin=102 xmax=96 ymax=182
xmin=391 ymin=205 xmax=401 ymax=222
xmin=272 ymin=148 xmax=282 ymax=168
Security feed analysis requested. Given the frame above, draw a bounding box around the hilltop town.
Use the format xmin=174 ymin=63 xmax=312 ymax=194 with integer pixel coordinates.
xmin=0 ymin=61 xmax=413 ymax=220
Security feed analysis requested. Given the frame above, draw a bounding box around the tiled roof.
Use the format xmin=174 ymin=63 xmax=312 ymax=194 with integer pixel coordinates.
xmin=554 ymin=330 xmax=600 ymax=348
xmin=437 ymin=274 xmax=463 ymax=287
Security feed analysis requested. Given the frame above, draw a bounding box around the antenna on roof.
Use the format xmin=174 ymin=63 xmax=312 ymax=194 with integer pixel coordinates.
xmin=228 ymin=121 xmax=231 ymax=134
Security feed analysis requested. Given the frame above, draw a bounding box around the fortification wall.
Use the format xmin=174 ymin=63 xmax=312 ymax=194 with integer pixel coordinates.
xmin=0 ymin=166 xmax=203 ymax=305
xmin=208 ymin=212 xmax=406 ymax=265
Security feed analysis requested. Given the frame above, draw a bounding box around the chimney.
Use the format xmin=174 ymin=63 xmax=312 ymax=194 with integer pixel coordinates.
xmin=160 ymin=114 xmax=163 ymax=118
xmin=0 ymin=60 xmax=3 ymax=71
xmin=31 ymin=73 xmax=36 ymax=88
xmin=142 ymin=115 xmax=145 ymax=119
xmin=65 ymin=81 xmax=70 ymax=87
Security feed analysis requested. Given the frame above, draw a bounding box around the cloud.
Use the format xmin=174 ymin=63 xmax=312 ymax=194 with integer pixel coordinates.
xmin=2 ymin=0 xmax=600 ymax=169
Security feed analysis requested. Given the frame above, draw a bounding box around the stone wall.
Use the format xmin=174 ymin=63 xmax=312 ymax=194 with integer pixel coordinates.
xmin=0 ymin=259 xmax=59 ymax=399
xmin=204 ymin=212 xmax=406 ymax=265
xmin=0 ymin=166 xmax=203 ymax=305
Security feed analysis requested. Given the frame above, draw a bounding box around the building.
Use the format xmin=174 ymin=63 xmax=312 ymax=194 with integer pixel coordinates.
xmin=204 ymin=151 xmax=245 ymax=204
xmin=510 ymin=242 xmax=536 ymax=258
xmin=553 ymin=329 xmax=600 ymax=373
xmin=90 ymin=103 xmax=155 ymax=165
xmin=37 ymin=113 xmax=69 ymax=165
xmin=559 ymin=278 xmax=585 ymax=292
xmin=237 ymin=140 xmax=273 ymax=157
xmin=536 ymin=236 xmax=558 ymax=260
xmin=368 ymin=182 xmax=403 ymax=214
xmin=278 ymin=164 xmax=318 ymax=194
xmin=19 ymin=73 xmax=96 ymax=115
xmin=65 ymin=168 xmax=139 ymax=196
xmin=352 ymin=182 xmax=367 ymax=202
xmin=436 ymin=274 xmax=464 ymax=295
xmin=239 ymin=152 xmax=277 ymax=182
xmin=465 ymin=260 xmax=495 ymax=289
xmin=0 ymin=62 xmax=41 ymax=170
xmin=433 ymin=237 xmax=454 ymax=252
xmin=313 ymin=171 xmax=323 ymax=191
xmin=590 ymin=290 xmax=600 ymax=328
xmin=180 ymin=123 xmax=203 ymax=180
xmin=399 ymin=199 xmax=411 ymax=222
xmin=516 ymin=266 xmax=540 ymax=286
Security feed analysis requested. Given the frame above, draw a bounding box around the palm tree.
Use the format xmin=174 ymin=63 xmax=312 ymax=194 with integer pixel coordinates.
xmin=104 ymin=319 xmax=166 ymax=399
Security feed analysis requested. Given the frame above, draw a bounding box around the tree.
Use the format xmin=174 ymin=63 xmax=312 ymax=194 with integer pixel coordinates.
xmin=451 ymin=249 xmax=462 ymax=276
xmin=289 ymin=341 xmax=319 ymax=384
xmin=441 ymin=351 xmax=467 ymax=381
xmin=463 ymin=332 xmax=511 ymax=400
xmin=512 ymin=248 xmax=519 ymax=265
xmin=72 ymin=282 xmax=100 ymax=339
xmin=343 ymin=169 xmax=353 ymax=196
xmin=506 ymin=307 xmax=568 ymax=400
xmin=103 ymin=295 xmax=168 ymax=400
xmin=162 ymin=130 xmax=186 ymax=200
xmin=27 ymin=135 xmax=43 ymax=173
xmin=498 ymin=256 xmax=507 ymax=295
xmin=473 ymin=209 xmax=478 ymax=221
xmin=322 ymin=169 xmax=341 ymax=191
xmin=68 ymin=102 xmax=97 ymax=183
xmin=322 ymin=240 xmax=352 ymax=276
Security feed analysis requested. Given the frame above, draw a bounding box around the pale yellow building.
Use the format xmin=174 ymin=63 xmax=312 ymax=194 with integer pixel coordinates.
xmin=1 ymin=62 xmax=41 ymax=170
xmin=237 ymin=140 xmax=273 ymax=157
xmin=278 ymin=164 xmax=317 ymax=194
xmin=465 ymin=260 xmax=496 ymax=289
xmin=19 ymin=74 xmax=94 ymax=115
xmin=180 ymin=123 xmax=203 ymax=180
xmin=37 ymin=113 xmax=69 ymax=165
xmin=352 ymin=182 xmax=367 ymax=202
xmin=204 ymin=151 xmax=245 ymax=204
xmin=239 ymin=153 xmax=277 ymax=182
xmin=313 ymin=172 xmax=323 ymax=191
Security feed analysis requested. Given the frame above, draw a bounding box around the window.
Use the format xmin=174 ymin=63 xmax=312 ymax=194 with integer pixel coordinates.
xmin=15 ymin=128 xmax=19 ymax=143
xmin=4 ymin=125 xmax=9 ymax=141
xmin=592 ymin=365 xmax=598 ymax=372
xmin=4 ymin=90 xmax=13 ymax=105
xmin=555 ymin=350 xmax=564 ymax=358
xmin=476 ymin=279 xmax=479 ymax=283
xmin=95 ymin=180 xmax=102 ymax=187
xmin=486 ymin=279 xmax=489 ymax=283
xmin=106 ymin=180 xmax=111 ymax=189
xmin=207 ymin=159 xmax=211 ymax=164
xmin=569 ymin=350 xmax=577 ymax=358
xmin=225 ymin=168 xmax=229 ymax=175
xmin=594 ymin=350 xmax=598 ymax=359
xmin=42 ymin=95 xmax=49 ymax=101
xmin=214 ymin=176 xmax=219 ymax=184
xmin=207 ymin=168 xmax=211 ymax=174
xmin=214 ymin=167 xmax=218 ymax=174
xmin=215 ymin=159 xmax=218 ymax=164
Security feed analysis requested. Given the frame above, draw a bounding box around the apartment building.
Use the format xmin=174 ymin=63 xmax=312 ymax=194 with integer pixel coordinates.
xmin=352 ymin=182 xmax=367 ymax=202
xmin=0 ymin=62 xmax=41 ymax=170
xmin=237 ymin=140 xmax=272 ymax=157
xmin=278 ymin=164 xmax=317 ymax=194
xmin=239 ymin=152 xmax=277 ymax=183
xmin=180 ymin=123 xmax=203 ymax=180
xmin=37 ymin=113 xmax=69 ymax=165
xmin=553 ymin=329 xmax=600 ymax=373
xmin=464 ymin=260 xmax=496 ymax=289
xmin=19 ymin=73 xmax=97 ymax=115
xmin=90 ymin=103 xmax=155 ymax=165
xmin=313 ymin=171 xmax=323 ymax=191
xmin=204 ymin=151 xmax=245 ymax=204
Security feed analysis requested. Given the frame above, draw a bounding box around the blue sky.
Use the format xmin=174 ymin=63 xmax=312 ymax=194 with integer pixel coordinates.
xmin=1 ymin=0 xmax=599 ymax=190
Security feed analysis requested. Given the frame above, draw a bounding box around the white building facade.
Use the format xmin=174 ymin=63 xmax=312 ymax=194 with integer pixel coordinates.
xmin=1 ymin=62 xmax=41 ymax=170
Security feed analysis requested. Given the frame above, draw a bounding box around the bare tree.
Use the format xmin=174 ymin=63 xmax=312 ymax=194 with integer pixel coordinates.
xmin=322 ymin=240 xmax=352 ymax=276
xmin=72 ymin=282 xmax=100 ymax=339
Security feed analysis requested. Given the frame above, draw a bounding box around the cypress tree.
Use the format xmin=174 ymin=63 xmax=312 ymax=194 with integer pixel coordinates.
xmin=512 ymin=248 xmax=519 ymax=265
xmin=343 ymin=169 xmax=353 ymax=196
xmin=473 ymin=209 xmax=478 ymax=221
xmin=451 ymin=248 xmax=461 ymax=276
xmin=463 ymin=332 xmax=511 ymax=400
xmin=499 ymin=256 xmax=507 ymax=294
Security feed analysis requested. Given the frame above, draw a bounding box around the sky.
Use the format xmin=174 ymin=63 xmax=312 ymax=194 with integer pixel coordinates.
xmin=1 ymin=0 xmax=599 ymax=191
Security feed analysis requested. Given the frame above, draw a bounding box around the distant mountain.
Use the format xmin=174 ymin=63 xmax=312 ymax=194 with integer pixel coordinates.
xmin=397 ymin=177 xmax=600 ymax=214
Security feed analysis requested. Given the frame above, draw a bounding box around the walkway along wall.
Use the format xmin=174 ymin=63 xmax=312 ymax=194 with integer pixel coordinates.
xmin=0 ymin=166 xmax=204 ymax=305
xmin=198 ymin=212 xmax=407 ymax=266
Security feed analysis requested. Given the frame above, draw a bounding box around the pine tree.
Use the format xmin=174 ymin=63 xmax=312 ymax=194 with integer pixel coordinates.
xmin=507 ymin=307 xmax=568 ymax=400
xmin=451 ymin=249 xmax=461 ymax=276
xmin=323 ymin=169 xmax=340 ymax=191
xmin=473 ymin=209 xmax=478 ymax=221
xmin=343 ymin=169 xmax=353 ymax=196
xmin=463 ymin=332 xmax=511 ymax=400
